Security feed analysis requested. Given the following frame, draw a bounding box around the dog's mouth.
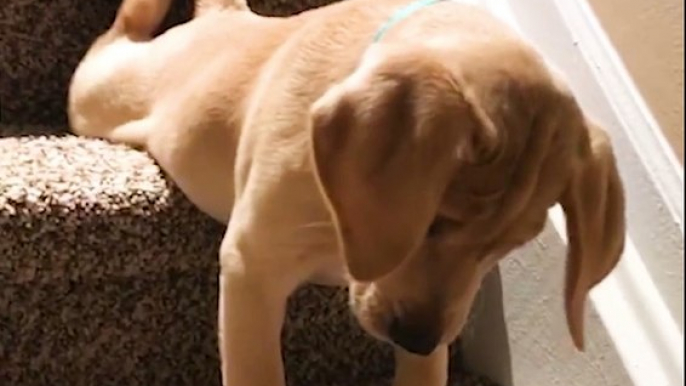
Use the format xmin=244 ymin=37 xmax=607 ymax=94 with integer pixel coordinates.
xmin=349 ymin=303 xmax=449 ymax=356
xmin=348 ymin=285 xmax=394 ymax=343
xmin=348 ymin=287 xmax=473 ymax=355
xmin=348 ymin=285 xmax=453 ymax=353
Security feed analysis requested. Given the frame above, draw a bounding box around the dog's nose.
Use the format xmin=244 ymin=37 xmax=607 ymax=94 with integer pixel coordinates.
xmin=388 ymin=317 xmax=439 ymax=356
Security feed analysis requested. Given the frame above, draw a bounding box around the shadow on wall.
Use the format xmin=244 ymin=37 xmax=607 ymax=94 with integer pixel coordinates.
xmin=461 ymin=268 xmax=514 ymax=386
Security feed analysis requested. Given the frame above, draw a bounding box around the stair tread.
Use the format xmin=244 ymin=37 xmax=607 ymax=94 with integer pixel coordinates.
xmin=0 ymin=134 xmax=224 ymax=285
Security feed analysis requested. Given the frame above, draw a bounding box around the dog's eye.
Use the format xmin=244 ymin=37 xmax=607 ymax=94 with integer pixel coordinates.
xmin=427 ymin=216 xmax=463 ymax=238
xmin=426 ymin=218 xmax=446 ymax=238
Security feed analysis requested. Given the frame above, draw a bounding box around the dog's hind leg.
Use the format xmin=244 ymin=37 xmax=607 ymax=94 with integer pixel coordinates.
xmin=195 ymin=0 xmax=249 ymax=16
xmin=107 ymin=117 xmax=155 ymax=150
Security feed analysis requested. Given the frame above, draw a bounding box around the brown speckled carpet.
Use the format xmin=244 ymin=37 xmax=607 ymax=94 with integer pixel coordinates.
xmin=0 ymin=1 xmax=499 ymax=385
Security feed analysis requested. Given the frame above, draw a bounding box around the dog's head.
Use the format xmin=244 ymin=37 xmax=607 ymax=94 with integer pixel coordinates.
xmin=310 ymin=41 xmax=625 ymax=355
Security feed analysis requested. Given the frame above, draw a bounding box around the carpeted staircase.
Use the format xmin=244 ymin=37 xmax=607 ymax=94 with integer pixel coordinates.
xmin=0 ymin=0 xmax=500 ymax=385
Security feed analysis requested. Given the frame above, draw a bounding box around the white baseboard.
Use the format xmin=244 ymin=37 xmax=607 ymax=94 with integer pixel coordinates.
xmin=551 ymin=206 xmax=684 ymax=386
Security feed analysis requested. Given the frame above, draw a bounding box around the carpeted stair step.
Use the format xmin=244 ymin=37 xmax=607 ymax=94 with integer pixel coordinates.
xmin=0 ymin=135 xmax=498 ymax=386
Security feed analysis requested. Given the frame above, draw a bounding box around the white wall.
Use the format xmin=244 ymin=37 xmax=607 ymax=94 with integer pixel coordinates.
xmin=588 ymin=0 xmax=684 ymax=163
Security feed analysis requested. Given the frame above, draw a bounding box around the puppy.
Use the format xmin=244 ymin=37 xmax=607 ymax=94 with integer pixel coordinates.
xmin=68 ymin=0 xmax=626 ymax=385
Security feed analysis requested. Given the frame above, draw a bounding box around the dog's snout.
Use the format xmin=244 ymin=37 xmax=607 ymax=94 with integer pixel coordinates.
xmin=388 ymin=316 xmax=440 ymax=356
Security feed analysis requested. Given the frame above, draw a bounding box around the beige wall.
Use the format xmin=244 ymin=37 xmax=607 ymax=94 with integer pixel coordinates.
xmin=588 ymin=0 xmax=684 ymax=163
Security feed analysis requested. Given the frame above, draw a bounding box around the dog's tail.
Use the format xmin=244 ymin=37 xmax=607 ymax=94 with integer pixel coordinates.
xmin=112 ymin=0 xmax=173 ymax=41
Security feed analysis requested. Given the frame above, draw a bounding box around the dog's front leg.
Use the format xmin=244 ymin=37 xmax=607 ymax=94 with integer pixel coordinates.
xmin=392 ymin=345 xmax=449 ymax=386
xmin=218 ymin=241 xmax=291 ymax=386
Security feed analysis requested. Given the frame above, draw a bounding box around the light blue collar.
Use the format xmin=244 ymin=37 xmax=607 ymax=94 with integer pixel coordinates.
xmin=372 ymin=0 xmax=449 ymax=43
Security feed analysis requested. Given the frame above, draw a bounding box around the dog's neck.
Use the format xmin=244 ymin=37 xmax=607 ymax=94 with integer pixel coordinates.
xmin=373 ymin=0 xmax=449 ymax=42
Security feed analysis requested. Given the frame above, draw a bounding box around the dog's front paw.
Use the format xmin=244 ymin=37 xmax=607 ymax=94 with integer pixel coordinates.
xmin=392 ymin=345 xmax=449 ymax=386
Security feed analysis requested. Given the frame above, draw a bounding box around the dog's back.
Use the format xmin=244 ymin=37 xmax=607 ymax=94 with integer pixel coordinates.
xmin=68 ymin=3 xmax=302 ymax=221
xmin=68 ymin=8 xmax=293 ymax=141
xmin=67 ymin=0 xmax=522 ymax=222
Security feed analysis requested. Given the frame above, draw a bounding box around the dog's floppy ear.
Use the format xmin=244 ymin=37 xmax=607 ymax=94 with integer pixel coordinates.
xmin=310 ymin=54 xmax=496 ymax=281
xmin=560 ymin=121 xmax=625 ymax=350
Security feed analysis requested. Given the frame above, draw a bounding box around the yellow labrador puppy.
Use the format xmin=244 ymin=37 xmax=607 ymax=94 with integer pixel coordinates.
xmin=68 ymin=0 xmax=626 ymax=385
